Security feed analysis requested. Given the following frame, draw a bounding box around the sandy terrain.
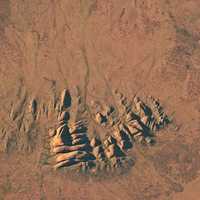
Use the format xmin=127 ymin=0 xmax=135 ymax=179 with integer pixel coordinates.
xmin=0 ymin=0 xmax=200 ymax=199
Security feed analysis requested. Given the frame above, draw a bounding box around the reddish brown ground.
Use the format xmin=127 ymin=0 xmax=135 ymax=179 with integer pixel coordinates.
xmin=0 ymin=0 xmax=200 ymax=199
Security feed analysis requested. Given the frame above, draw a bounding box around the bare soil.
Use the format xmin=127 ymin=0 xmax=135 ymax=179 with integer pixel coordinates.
xmin=0 ymin=0 xmax=200 ymax=199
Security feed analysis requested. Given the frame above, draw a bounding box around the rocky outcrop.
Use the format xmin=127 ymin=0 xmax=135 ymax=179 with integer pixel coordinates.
xmin=48 ymin=88 xmax=171 ymax=174
xmin=0 ymin=85 xmax=171 ymax=175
